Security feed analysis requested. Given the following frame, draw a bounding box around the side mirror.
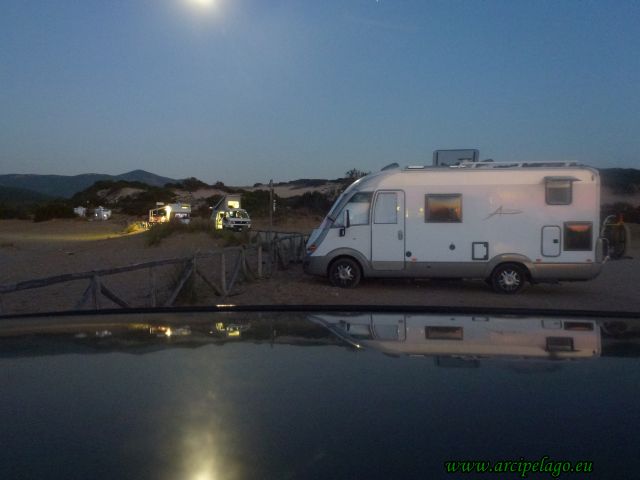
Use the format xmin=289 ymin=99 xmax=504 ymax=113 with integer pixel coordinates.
xmin=339 ymin=210 xmax=350 ymax=237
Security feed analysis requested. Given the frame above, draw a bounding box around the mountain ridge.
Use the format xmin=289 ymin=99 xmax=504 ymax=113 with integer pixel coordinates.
xmin=0 ymin=170 xmax=178 ymax=198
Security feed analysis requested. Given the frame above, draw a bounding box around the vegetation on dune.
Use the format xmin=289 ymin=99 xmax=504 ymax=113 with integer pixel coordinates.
xmin=241 ymin=190 xmax=276 ymax=217
xmin=194 ymin=195 xmax=223 ymax=219
xmin=600 ymin=168 xmax=640 ymax=195
xmin=117 ymin=188 xmax=178 ymax=216
xmin=0 ymin=185 xmax=56 ymax=219
xmin=0 ymin=203 xmax=31 ymax=220
xmin=164 ymin=177 xmax=210 ymax=192
xmin=32 ymin=201 xmax=77 ymax=222
xmin=144 ymin=218 xmax=249 ymax=247
xmin=287 ymin=191 xmax=333 ymax=212
xmin=70 ymin=180 xmax=177 ymax=215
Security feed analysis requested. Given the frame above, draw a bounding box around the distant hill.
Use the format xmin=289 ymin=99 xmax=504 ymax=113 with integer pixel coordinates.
xmin=0 ymin=170 xmax=178 ymax=198
xmin=599 ymin=168 xmax=640 ymax=195
xmin=115 ymin=170 xmax=177 ymax=187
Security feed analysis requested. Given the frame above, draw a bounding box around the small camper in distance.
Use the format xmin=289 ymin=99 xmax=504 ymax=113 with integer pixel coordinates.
xmin=303 ymin=156 xmax=606 ymax=294
xmin=148 ymin=203 xmax=191 ymax=225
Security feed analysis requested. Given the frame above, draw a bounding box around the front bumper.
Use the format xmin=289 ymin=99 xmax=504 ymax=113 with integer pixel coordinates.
xmin=303 ymin=255 xmax=329 ymax=277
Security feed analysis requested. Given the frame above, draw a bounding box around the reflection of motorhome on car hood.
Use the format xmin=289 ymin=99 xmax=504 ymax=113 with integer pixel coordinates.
xmin=310 ymin=313 xmax=601 ymax=360
xmin=304 ymin=149 xmax=606 ymax=294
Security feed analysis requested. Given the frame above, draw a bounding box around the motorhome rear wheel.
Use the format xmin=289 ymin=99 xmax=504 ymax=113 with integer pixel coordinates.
xmin=491 ymin=263 xmax=527 ymax=294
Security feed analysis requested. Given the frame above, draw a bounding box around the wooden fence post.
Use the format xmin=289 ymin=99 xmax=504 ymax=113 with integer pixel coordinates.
xmin=164 ymin=258 xmax=195 ymax=307
xmin=91 ymin=275 xmax=101 ymax=309
xmin=220 ymin=253 xmax=227 ymax=295
xmin=149 ymin=267 xmax=157 ymax=308
xmin=257 ymin=245 xmax=263 ymax=279
xmin=224 ymin=251 xmax=244 ymax=298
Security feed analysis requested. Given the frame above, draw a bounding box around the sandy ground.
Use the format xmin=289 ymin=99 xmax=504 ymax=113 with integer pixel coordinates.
xmin=0 ymin=217 xmax=638 ymax=315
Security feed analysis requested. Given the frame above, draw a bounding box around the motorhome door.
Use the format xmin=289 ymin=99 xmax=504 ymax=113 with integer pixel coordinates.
xmin=371 ymin=190 xmax=406 ymax=270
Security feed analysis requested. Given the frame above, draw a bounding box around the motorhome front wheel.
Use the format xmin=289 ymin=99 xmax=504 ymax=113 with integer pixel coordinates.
xmin=329 ymin=258 xmax=362 ymax=288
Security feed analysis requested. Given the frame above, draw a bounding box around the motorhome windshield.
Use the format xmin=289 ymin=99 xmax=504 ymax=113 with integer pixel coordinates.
xmin=332 ymin=192 xmax=373 ymax=227
xmin=326 ymin=178 xmax=367 ymax=221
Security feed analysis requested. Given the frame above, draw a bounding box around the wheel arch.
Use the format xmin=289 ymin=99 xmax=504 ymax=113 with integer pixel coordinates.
xmin=325 ymin=249 xmax=370 ymax=278
xmin=327 ymin=254 xmax=365 ymax=279
xmin=485 ymin=254 xmax=534 ymax=281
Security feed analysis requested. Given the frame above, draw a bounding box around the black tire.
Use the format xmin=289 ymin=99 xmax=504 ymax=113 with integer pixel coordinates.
xmin=328 ymin=258 xmax=361 ymax=288
xmin=491 ymin=263 xmax=527 ymax=294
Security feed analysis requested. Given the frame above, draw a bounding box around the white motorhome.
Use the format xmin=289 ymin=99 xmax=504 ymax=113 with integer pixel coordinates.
xmin=303 ymin=160 xmax=605 ymax=293
xmin=148 ymin=203 xmax=191 ymax=224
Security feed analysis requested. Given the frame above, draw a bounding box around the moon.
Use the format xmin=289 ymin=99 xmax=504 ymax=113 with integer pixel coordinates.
xmin=187 ymin=0 xmax=216 ymax=9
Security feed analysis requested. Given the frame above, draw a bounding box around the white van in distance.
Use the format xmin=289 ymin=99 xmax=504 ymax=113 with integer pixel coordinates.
xmin=303 ymin=159 xmax=606 ymax=293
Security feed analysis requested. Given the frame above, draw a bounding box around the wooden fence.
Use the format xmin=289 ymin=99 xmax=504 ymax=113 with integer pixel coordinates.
xmin=250 ymin=230 xmax=309 ymax=271
xmin=0 ymin=231 xmax=310 ymax=315
xmin=0 ymin=247 xmax=260 ymax=314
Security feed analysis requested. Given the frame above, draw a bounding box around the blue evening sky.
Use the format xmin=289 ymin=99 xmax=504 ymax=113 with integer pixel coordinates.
xmin=1 ymin=0 xmax=638 ymax=185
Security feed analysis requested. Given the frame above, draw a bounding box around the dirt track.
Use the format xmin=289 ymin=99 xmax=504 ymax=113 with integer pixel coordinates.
xmin=241 ymin=253 xmax=640 ymax=312
xmin=0 ymin=218 xmax=638 ymax=314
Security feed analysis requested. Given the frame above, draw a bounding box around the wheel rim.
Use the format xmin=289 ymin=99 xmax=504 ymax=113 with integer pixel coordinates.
xmin=334 ymin=263 xmax=354 ymax=285
xmin=498 ymin=269 xmax=521 ymax=291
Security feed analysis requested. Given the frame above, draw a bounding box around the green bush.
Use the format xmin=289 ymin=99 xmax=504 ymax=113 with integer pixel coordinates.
xmin=165 ymin=177 xmax=210 ymax=192
xmin=242 ymin=190 xmax=278 ymax=217
xmin=214 ymin=228 xmax=250 ymax=246
xmin=194 ymin=195 xmax=223 ymax=219
xmin=145 ymin=222 xmax=185 ymax=246
xmin=0 ymin=203 xmax=30 ymax=220
xmin=287 ymin=191 xmax=332 ymax=214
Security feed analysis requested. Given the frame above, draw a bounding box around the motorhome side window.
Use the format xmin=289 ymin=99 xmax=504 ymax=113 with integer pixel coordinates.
xmin=564 ymin=222 xmax=592 ymax=250
xmin=545 ymin=178 xmax=572 ymax=205
xmin=334 ymin=192 xmax=372 ymax=226
xmin=425 ymin=194 xmax=462 ymax=223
